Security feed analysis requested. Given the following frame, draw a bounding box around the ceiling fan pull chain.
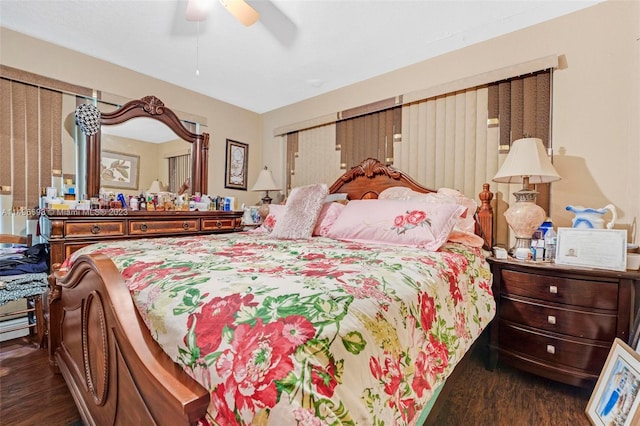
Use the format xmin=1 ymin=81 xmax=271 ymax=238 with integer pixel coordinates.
xmin=195 ymin=20 xmax=200 ymax=76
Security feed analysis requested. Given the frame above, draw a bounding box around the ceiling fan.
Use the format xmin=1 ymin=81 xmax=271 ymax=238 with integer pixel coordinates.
xmin=185 ymin=0 xmax=260 ymax=26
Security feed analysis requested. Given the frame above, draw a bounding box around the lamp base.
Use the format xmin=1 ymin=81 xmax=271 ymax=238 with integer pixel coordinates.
xmin=257 ymin=191 xmax=273 ymax=222
xmin=504 ymin=188 xmax=546 ymax=257
xmin=508 ymin=237 xmax=534 ymax=257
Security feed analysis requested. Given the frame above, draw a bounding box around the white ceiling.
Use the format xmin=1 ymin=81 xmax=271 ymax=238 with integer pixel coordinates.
xmin=1 ymin=0 xmax=601 ymax=114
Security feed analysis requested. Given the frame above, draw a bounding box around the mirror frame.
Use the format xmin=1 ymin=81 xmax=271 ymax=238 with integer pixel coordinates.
xmin=86 ymin=95 xmax=209 ymax=197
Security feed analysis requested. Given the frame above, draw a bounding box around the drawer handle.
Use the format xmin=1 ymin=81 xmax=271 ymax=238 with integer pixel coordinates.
xmin=549 ymin=285 xmax=558 ymax=294
xmin=91 ymin=224 xmax=101 ymax=234
xmin=546 ymin=345 xmax=556 ymax=355
xmin=216 ymin=220 xmax=222 ymax=229
xmin=547 ymin=315 xmax=556 ymax=325
xmin=182 ymin=222 xmax=190 ymax=230
xmin=140 ymin=223 xmax=148 ymax=232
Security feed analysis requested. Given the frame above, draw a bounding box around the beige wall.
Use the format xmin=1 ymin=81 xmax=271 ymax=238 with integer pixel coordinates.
xmin=262 ymin=0 xmax=640 ymax=244
xmin=0 ymin=28 xmax=263 ymax=207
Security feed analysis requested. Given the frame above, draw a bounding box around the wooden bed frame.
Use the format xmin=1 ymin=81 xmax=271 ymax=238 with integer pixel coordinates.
xmin=48 ymin=158 xmax=493 ymax=425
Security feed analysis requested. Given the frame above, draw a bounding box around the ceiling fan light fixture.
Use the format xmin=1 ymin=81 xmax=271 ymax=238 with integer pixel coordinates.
xmin=219 ymin=0 xmax=259 ymax=26
xmin=185 ymin=0 xmax=212 ymax=21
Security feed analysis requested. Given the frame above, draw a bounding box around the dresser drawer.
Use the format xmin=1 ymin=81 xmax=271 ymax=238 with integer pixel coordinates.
xmin=498 ymin=321 xmax=610 ymax=375
xmin=64 ymin=243 xmax=92 ymax=260
xmin=65 ymin=221 xmax=125 ymax=238
xmin=500 ymin=296 xmax=617 ymax=341
xmin=501 ymin=270 xmax=618 ymax=310
xmin=129 ymin=219 xmax=199 ymax=235
xmin=201 ymin=218 xmax=237 ymax=232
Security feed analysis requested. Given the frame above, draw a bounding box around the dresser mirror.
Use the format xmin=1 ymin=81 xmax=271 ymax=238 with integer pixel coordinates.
xmin=81 ymin=95 xmax=209 ymax=198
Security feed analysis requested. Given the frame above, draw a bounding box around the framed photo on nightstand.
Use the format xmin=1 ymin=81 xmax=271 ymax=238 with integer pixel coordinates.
xmin=586 ymin=338 xmax=640 ymax=425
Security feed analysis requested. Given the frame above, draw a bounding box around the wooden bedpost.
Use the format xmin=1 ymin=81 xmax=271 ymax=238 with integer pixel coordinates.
xmin=477 ymin=183 xmax=494 ymax=249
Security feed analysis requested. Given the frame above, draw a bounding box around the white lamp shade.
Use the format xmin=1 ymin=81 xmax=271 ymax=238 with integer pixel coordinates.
xmin=251 ymin=168 xmax=280 ymax=192
xmin=148 ymin=179 xmax=163 ymax=194
xmin=492 ymin=137 xmax=561 ymax=184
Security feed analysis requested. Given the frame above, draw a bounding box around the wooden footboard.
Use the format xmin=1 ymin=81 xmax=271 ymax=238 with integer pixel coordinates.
xmin=48 ymin=254 xmax=209 ymax=425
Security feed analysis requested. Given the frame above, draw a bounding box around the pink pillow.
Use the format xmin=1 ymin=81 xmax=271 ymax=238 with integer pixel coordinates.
xmin=378 ymin=186 xmax=418 ymax=200
xmin=437 ymin=188 xmax=478 ymax=234
xmin=313 ymin=202 xmax=346 ymax=237
xmin=378 ymin=187 xmax=477 ymax=234
xmin=271 ymin=184 xmax=329 ymax=239
xmin=253 ymin=204 xmax=286 ymax=233
xmin=326 ymin=199 xmax=465 ymax=250
xmin=447 ymin=230 xmax=485 ymax=248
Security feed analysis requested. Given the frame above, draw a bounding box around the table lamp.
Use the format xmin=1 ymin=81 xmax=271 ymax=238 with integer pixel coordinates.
xmin=148 ymin=179 xmax=163 ymax=194
xmin=251 ymin=166 xmax=280 ymax=220
xmin=492 ymin=137 xmax=561 ymax=253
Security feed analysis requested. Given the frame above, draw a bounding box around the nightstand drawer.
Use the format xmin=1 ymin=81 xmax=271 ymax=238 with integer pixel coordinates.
xmin=500 ymin=296 xmax=617 ymax=341
xmin=129 ymin=219 xmax=200 ymax=235
xmin=65 ymin=221 xmax=125 ymax=237
xmin=201 ymin=218 xmax=237 ymax=231
xmin=501 ymin=270 xmax=618 ymax=310
xmin=498 ymin=321 xmax=610 ymax=374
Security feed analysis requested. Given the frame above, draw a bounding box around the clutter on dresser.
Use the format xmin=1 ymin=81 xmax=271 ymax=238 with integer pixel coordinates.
xmin=508 ymin=217 xmax=557 ymax=262
xmin=41 ymin=186 xmax=243 ymax=213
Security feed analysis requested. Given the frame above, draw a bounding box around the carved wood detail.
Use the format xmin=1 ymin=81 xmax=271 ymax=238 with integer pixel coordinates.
xmin=82 ymin=291 xmax=109 ymax=406
xmin=85 ymin=95 xmax=209 ymax=198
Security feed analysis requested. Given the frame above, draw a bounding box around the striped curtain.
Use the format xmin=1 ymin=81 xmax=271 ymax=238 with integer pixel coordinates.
xmin=397 ymin=87 xmax=498 ymax=198
xmin=285 ymin=132 xmax=298 ymax=192
xmin=168 ymin=154 xmax=191 ymax=193
xmin=0 ymin=78 xmax=62 ymax=211
xmin=336 ymin=107 xmax=401 ymax=170
xmin=290 ymin=123 xmax=342 ymax=189
xmin=395 ymin=86 xmax=506 ymax=245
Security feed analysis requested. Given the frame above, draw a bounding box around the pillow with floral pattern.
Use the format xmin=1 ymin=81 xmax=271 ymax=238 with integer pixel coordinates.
xmin=251 ymin=204 xmax=286 ymax=233
xmin=326 ymin=199 xmax=464 ymax=250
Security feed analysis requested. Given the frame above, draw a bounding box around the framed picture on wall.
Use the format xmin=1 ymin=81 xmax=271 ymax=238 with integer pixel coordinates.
xmin=101 ymin=150 xmax=140 ymax=190
xmin=225 ymin=139 xmax=248 ymax=190
xmin=586 ymin=338 xmax=640 ymax=425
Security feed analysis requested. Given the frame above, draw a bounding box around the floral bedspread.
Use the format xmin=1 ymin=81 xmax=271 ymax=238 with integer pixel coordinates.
xmin=66 ymin=232 xmax=495 ymax=426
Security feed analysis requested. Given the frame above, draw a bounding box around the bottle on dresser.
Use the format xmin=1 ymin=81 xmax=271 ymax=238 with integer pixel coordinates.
xmin=544 ymin=225 xmax=557 ymax=261
xmin=138 ymin=194 xmax=147 ymax=210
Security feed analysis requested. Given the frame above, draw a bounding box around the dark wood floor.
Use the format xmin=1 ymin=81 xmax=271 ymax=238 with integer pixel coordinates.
xmin=0 ymin=333 xmax=593 ymax=426
xmin=431 ymin=340 xmax=593 ymax=425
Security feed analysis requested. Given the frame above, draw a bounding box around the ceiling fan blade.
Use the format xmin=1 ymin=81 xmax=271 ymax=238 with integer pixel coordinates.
xmin=219 ymin=0 xmax=259 ymax=27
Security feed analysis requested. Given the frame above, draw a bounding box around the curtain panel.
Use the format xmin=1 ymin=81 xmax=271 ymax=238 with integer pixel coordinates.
xmin=168 ymin=154 xmax=191 ymax=194
xmin=0 ymin=78 xmax=62 ymax=211
xmin=290 ymin=124 xmax=341 ymax=189
xmin=336 ymin=107 xmax=401 ymax=170
xmin=397 ymin=87 xmax=507 ymax=245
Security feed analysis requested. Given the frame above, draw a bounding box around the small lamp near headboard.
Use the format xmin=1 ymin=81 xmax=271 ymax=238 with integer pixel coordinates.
xmin=492 ymin=137 xmax=561 ymax=254
xmin=252 ymin=166 xmax=280 ymax=220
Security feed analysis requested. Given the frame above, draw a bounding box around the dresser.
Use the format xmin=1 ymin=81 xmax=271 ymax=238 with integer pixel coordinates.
xmin=40 ymin=209 xmax=244 ymax=268
xmin=487 ymin=257 xmax=640 ymax=388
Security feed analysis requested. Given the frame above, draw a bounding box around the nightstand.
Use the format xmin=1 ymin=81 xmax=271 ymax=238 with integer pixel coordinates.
xmin=487 ymin=257 xmax=640 ymax=388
